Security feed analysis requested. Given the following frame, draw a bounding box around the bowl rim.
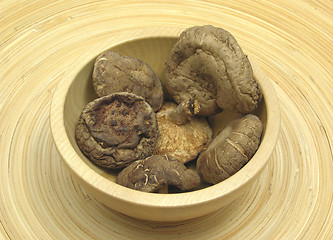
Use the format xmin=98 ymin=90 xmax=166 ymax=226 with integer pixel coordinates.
xmin=50 ymin=27 xmax=280 ymax=209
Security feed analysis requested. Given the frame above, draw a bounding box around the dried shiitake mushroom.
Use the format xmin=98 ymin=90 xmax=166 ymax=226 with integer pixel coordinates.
xmin=164 ymin=25 xmax=262 ymax=116
xmin=116 ymin=155 xmax=201 ymax=193
xmin=92 ymin=51 xmax=164 ymax=111
xmin=197 ymin=114 xmax=263 ymax=184
xmin=154 ymin=101 xmax=212 ymax=164
xmin=75 ymin=92 xmax=159 ymax=169
xmin=73 ymin=25 xmax=266 ymax=195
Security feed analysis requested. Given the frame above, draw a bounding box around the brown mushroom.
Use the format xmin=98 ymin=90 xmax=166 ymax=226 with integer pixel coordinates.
xmin=75 ymin=92 xmax=159 ymax=169
xmin=116 ymin=155 xmax=201 ymax=193
xmin=93 ymin=51 xmax=164 ymax=111
xmin=197 ymin=114 xmax=263 ymax=184
xmin=164 ymin=25 xmax=262 ymax=116
xmin=153 ymin=101 xmax=212 ymax=164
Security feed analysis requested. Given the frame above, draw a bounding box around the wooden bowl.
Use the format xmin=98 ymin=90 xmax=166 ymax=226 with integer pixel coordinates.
xmin=50 ymin=32 xmax=280 ymax=222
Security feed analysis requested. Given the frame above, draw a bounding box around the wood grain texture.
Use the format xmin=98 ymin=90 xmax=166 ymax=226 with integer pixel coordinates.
xmin=0 ymin=0 xmax=332 ymax=239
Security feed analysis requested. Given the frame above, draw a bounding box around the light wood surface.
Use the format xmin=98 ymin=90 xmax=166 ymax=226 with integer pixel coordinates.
xmin=1 ymin=0 xmax=332 ymax=239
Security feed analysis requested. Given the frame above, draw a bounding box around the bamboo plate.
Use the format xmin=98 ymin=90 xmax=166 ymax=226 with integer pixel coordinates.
xmin=0 ymin=0 xmax=332 ymax=239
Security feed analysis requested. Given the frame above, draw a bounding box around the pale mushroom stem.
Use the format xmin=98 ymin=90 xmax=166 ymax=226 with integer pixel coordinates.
xmin=165 ymin=99 xmax=200 ymax=125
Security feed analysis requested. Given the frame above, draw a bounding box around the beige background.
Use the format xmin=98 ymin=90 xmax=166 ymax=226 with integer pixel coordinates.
xmin=0 ymin=0 xmax=332 ymax=239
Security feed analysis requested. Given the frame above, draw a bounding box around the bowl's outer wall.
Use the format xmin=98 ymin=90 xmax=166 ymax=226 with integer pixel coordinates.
xmin=68 ymin=164 xmax=256 ymax=222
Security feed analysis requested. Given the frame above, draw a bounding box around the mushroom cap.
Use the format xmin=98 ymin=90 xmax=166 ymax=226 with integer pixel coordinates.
xmin=154 ymin=102 xmax=213 ymax=163
xmin=93 ymin=51 xmax=164 ymax=111
xmin=116 ymin=155 xmax=201 ymax=193
xmin=164 ymin=25 xmax=262 ymax=116
xmin=75 ymin=92 xmax=159 ymax=169
xmin=197 ymin=114 xmax=263 ymax=184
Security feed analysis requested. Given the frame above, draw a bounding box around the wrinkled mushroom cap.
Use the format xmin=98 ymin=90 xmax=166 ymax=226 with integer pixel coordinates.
xmin=75 ymin=92 xmax=159 ymax=169
xmin=164 ymin=25 xmax=262 ymax=116
xmin=154 ymin=102 xmax=212 ymax=163
xmin=116 ymin=155 xmax=201 ymax=193
xmin=197 ymin=114 xmax=263 ymax=184
xmin=93 ymin=51 xmax=164 ymax=111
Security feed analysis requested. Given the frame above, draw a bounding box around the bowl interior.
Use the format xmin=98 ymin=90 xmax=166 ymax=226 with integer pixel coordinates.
xmin=63 ymin=36 xmax=268 ymax=185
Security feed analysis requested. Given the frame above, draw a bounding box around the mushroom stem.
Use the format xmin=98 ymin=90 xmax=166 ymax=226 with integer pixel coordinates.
xmin=157 ymin=184 xmax=169 ymax=194
xmin=165 ymin=99 xmax=200 ymax=125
